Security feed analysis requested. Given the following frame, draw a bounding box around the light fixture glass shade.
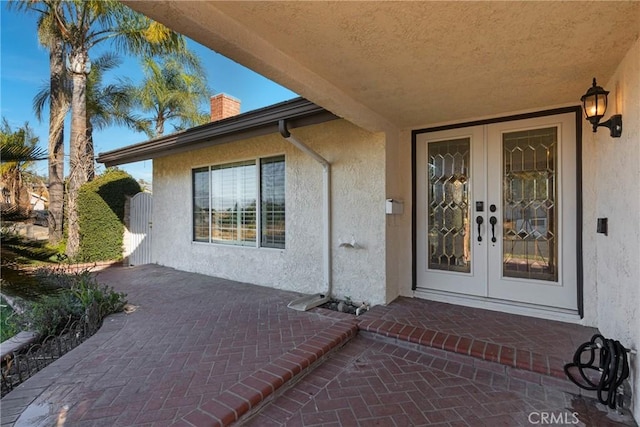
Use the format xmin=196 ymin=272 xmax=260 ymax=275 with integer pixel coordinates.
xmin=582 ymin=92 xmax=607 ymax=120
xmin=579 ymin=77 xmax=622 ymax=137
xmin=581 ymin=78 xmax=609 ymax=130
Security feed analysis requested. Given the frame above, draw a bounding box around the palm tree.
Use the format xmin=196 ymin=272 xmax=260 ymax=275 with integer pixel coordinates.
xmin=10 ymin=0 xmax=191 ymax=257
xmin=0 ymin=119 xmax=43 ymax=220
xmin=42 ymin=0 xmax=189 ymax=258
xmin=33 ymin=52 xmax=151 ymax=167
xmin=34 ymin=52 xmax=151 ymax=155
xmin=86 ymin=53 xmax=151 ymax=137
xmin=127 ymin=54 xmax=210 ymax=137
xmin=9 ymin=0 xmax=68 ymax=245
xmin=0 ymin=143 xmax=47 ymax=164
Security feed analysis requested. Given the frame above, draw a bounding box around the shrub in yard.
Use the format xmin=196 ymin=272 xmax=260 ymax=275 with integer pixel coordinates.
xmin=70 ymin=271 xmax=127 ymax=319
xmin=25 ymin=270 xmax=127 ymax=337
xmin=34 ymin=265 xmax=87 ymax=289
xmin=76 ymin=169 xmax=141 ymax=262
xmin=26 ymin=292 xmax=84 ymax=337
xmin=0 ymin=297 xmax=21 ymax=342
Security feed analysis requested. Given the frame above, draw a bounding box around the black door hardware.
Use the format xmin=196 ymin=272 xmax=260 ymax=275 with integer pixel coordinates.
xmin=489 ymin=216 xmax=497 ymax=243
xmin=476 ymin=216 xmax=484 ymax=242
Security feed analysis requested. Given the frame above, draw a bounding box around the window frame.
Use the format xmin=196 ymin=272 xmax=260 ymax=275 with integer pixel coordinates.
xmin=191 ymin=154 xmax=286 ymax=249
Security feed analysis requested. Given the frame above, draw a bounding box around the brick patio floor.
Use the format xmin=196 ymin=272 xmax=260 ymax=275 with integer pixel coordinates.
xmin=245 ymin=333 xmax=635 ymax=427
xmin=0 ymin=265 xmax=356 ymax=426
xmin=357 ymin=297 xmax=600 ymax=378
xmin=1 ymin=265 xmax=637 ymax=426
xmin=247 ymin=334 xmax=636 ymax=427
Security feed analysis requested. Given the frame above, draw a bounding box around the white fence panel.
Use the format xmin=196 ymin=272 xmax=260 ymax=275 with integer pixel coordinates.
xmin=128 ymin=192 xmax=153 ymax=266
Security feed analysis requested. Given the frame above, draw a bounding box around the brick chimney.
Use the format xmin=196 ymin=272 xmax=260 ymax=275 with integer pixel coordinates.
xmin=210 ymin=94 xmax=241 ymax=122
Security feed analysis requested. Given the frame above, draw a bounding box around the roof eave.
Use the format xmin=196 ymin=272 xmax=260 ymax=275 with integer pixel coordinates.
xmin=96 ymin=97 xmax=339 ymax=167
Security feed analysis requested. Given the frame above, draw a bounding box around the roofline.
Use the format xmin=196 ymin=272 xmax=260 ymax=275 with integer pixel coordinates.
xmin=96 ymin=97 xmax=339 ymax=167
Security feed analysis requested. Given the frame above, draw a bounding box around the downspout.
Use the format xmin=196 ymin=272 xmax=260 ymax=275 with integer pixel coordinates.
xmin=279 ymin=119 xmax=332 ymax=311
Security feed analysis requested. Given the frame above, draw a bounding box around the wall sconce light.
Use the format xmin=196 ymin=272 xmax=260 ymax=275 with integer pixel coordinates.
xmin=580 ymin=78 xmax=622 ymax=137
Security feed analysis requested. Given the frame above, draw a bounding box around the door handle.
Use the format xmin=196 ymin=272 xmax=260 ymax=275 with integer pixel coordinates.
xmin=489 ymin=216 xmax=497 ymax=243
xmin=475 ymin=216 xmax=484 ymax=242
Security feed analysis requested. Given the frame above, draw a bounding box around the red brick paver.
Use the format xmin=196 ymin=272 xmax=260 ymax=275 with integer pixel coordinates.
xmin=357 ymin=297 xmax=599 ymax=378
xmin=247 ymin=335 xmax=636 ymax=427
xmin=1 ymin=265 xmax=356 ymax=426
xmin=2 ymin=267 xmax=636 ymax=427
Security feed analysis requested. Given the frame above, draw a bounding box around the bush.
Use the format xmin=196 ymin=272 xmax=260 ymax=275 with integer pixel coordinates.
xmin=0 ymin=298 xmax=21 ymax=342
xmin=26 ymin=292 xmax=84 ymax=337
xmin=24 ymin=270 xmax=127 ymax=337
xmin=76 ymin=169 xmax=141 ymax=262
xmin=70 ymin=271 xmax=127 ymax=318
xmin=34 ymin=265 xmax=86 ymax=289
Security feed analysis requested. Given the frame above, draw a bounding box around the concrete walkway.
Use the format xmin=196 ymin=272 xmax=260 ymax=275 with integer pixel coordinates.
xmin=1 ymin=265 xmax=637 ymax=426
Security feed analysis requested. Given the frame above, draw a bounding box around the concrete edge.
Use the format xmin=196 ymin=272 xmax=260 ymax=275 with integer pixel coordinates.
xmin=0 ymin=332 xmax=39 ymax=361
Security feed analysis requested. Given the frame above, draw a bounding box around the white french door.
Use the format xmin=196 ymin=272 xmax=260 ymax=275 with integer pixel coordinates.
xmin=415 ymin=113 xmax=578 ymax=312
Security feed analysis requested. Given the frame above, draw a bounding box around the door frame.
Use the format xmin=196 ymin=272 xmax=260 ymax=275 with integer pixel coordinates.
xmin=411 ymin=106 xmax=584 ymax=318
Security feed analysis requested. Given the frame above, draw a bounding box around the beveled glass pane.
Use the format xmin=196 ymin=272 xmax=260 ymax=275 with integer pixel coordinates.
xmin=502 ymin=128 xmax=558 ymax=281
xmin=427 ymin=138 xmax=470 ymax=273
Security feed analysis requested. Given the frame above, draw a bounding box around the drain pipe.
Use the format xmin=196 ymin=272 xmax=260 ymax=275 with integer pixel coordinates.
xmin=279 ymin=120 xmax=332 ymax=311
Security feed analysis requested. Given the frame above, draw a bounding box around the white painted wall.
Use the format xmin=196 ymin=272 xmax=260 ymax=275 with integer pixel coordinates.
xmin=152 ymin=120 xmax=388 ymax=306
xmin=590 ymin=34 xmax=640 ymax=420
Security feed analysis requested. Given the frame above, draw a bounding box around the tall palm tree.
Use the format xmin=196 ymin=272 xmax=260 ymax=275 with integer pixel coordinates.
xmin=9 ymin=0 xmax=68 ymax=245
xmin=33 ymin=52 xmax=151 ymax=165
xmin=42 ymin=0 xmax=189 ymax=258
xmin=85 ymin=53 xmax=151 ymax=139
xmin=128 ymin=54 xmax=210 ymax=137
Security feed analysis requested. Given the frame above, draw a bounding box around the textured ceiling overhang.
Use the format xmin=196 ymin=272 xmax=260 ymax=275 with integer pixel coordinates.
xmin=122 ymin=1 xmax=640 ymax=132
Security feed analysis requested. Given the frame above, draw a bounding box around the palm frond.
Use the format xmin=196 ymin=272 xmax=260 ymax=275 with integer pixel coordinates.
xmin=1 ymin=145 xmax=48 ymax=163
xmin=0 ymin=204 xmax=32 ymax=222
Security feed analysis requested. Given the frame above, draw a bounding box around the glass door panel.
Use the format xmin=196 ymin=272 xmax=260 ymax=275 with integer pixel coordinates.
xmin=428 ymin=138 xmax=471 ymax=273
xmin=502 ymin=128 xmax=558 ymax=281
xmin=416 ymin=113 xmax=577 ymax=312
xmin=416 ymin=125 xmax=486 ymax=297
xmin=487 ymin=113 xmax=577 ymax=311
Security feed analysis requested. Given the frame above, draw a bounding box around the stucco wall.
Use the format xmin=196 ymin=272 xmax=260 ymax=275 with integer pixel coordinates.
xmin=384 ymin=129 xmax=412 ymax=303
xmin=382 ymin=127 xmax=417 ymax=302
xmin=591 ymin=34 xmax=640 ymax=419
xmin=152 ymin=119 xmax=387 ymax=306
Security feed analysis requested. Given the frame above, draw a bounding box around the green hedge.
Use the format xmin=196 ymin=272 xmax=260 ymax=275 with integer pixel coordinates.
xmin=76 ymin=169 xmax=141 ymax=262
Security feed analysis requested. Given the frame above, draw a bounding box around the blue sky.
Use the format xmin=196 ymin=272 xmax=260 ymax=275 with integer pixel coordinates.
xmin=0 ymin=5 xmax=297 ymax=182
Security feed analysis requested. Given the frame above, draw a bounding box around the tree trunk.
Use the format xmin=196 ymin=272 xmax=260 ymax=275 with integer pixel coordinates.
xmin=86 ymin=117 xmax=95 ymax=181
xmin=66 ymin=48 xmax=91 ymax=258
xmin=155 ymin=115 xmax=164 ymax=136
xmin=47 ymin=37 xmax=67 ymax=245
xmin=10 ymin=167 xmax=22 ymax=207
